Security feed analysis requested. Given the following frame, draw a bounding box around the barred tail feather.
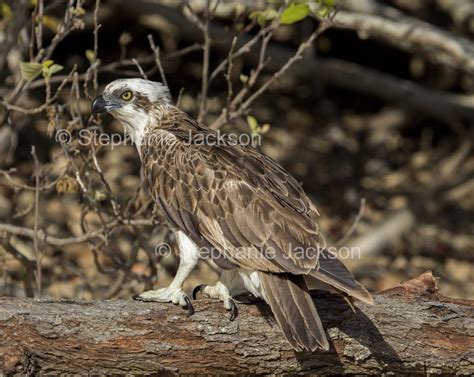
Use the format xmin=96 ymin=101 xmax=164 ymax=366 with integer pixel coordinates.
xmin=259 ymin=272 xmax=330 ymax=351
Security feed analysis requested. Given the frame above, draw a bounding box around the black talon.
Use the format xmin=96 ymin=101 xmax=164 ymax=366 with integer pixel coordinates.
xmin=132 ymin=294 xmax=143 ymax=301
xmin=183 ymin=296 xmax=195 ymax=316
xmin=192 ymin=284 xmax=207 ymax=300
xmin=229 ymin=299 xmax=238 ymax=321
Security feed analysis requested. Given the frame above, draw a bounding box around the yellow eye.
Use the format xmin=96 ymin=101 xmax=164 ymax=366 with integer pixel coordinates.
xmin=121 ymin=90 xmax=133 ymax=101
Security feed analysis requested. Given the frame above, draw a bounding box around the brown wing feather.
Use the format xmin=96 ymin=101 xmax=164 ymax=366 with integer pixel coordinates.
xmin=311 ymin=249 xmax=373 ymax=304
xmin=142 ymin=107 xmax=372 ymax=303
xmin=141 ymin=106 xmax=373 ymax=351
xmin=142 ymin=108 xmax=323 ymax=274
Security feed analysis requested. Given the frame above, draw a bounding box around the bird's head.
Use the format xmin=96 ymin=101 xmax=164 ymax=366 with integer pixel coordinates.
xmin=91 ymin=78 xmax=172 ymax=147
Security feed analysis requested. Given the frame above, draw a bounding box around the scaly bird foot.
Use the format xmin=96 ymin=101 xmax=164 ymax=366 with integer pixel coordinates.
xmin=193 ymin=282 xmax=238 ymax=321
xmin=133 ymin=287 xmax=194 ymax=315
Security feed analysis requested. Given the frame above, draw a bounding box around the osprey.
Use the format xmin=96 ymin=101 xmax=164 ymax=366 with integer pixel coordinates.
xmin=92 ymin=79 xmax=373 ymax=351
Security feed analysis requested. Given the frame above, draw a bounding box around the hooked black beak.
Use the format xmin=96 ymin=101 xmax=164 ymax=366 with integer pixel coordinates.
xmin=91 ymin=95 xmax=121 ymax=114
xmin=91 ymin=95 xmax=107 ymax=114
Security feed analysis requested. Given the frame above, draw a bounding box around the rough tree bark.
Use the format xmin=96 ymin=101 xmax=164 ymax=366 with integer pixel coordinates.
xmin=0 ymin=272 xmax=472 ymax=375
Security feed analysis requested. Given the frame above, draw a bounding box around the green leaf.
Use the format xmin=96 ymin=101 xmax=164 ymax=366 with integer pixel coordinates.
xmin=317 ymin=0 xmax=335 ymax=7
xmin=48 ymin=64 xmax=63 ymax=75
xmin=249 ymin=8 xmax=279 ymax=27
xmin=239 ymin=74 xmax=249 ymax=83
xmin=249 ymin=9 xmax=278 ymax=21
xmin=40 ymin=15 xmax=60 ymax=32
xmin=1 ymin=3 xmax=13 ymax=22
xmin=260 ymin=123 xmax=271 ymax=134
xmin=234 ymin=3 xmax=246 ymax=17
xmin=119 ymin=32 xmax=132 ymax=46
xmin=246 ymin=115 xmax=259 ymax=133
xmin=234 ymin=22 xmax=245 ymax=32
xmin=315 ymin=0 xmax=335 ymax=17
xmin=280 ymin=3 xmax=309 ymax=24
xmin=85 ymin=49 xmax=96 ymax=63
xmin=248 ymin=11 xmax=259 ymax=20
xmin=42 ymin=63 xmax=63 ymax=82
xmin=94 ymin=190 xmax=108 ymax=202
xmin=20 ymin=62 xmax=43 ymax=81
xmin=73 ymin=5 xmax=86 ymax=17
xmin=42 ymin=59 xmax=54 ymax=69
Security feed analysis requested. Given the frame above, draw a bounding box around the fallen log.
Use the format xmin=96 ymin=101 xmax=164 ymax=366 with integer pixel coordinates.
xmin=0 ymin=272 xmax=473 ymax=375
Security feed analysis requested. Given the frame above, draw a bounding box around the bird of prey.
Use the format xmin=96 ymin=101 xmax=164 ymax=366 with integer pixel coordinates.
xmin=92 ymin=78 xmax=373 ymax=351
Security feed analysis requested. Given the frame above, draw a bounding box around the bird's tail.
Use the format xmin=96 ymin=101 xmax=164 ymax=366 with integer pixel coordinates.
xmin=310 ymin=249 xmax=373 ymax=305
xmin=258 ymin=272 xmax=330 ymax=351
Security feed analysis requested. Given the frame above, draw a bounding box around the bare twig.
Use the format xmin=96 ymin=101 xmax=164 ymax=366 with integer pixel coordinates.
xmin=208 ymin=22 xmax=276 ymax=85
xmin=89 ymin=145 xmax=121 ymax=218
xmin=211 ymin=19 xmax=333 ymax=129
xmin=176 ymin=87 xmax=185 ymax=108
xmin=35 ymin=0 xmax=44 ymax=53
xmin=147 ymin=34 xmax=169 ymax=87
xmin=92 ymin=0 xmax=102 ymax=92
xmin=0 ymin=169 xmax=63 ymax=191
xmin=30 ymin=147 xmax=42 ymax=298
xmin=0 ymin=243 xmax=35 ymax=298
xmin=26 ymin=45 xmax=202 ymax=90
xmin=132 ymin=58 xmax=148 ymax=79
xmin=224 ymin=36 xmax=237 ymax=115
xmin=0 ymin=220 xmax=157 ymax=248
xmin=185 ymin=0 xmax=214 ymax=122
xmin=2 ymin=66 xmax=77 ymax=115
xmin=337 ymin=198 xmax=366 ymax=246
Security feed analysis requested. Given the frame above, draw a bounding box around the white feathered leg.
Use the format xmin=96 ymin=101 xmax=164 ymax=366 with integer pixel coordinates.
xmin=134 ymin=231 xmax=199 ymax=315
xmin=193 ymin=269 xmax=247 ymax=320
xmin=193 ymin=269 xmax=265 ymax=320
